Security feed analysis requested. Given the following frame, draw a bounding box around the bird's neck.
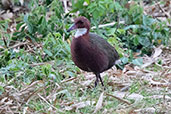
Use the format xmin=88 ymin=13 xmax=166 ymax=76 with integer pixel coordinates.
xmin=74 ymin=28 xmax=88 ymax=38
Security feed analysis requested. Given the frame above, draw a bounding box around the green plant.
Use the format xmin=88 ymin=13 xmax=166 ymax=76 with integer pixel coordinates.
xmin=122 ymin=4 xmax=170 ymax=55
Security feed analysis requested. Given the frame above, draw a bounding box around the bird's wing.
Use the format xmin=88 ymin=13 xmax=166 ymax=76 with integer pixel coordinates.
xmin=89 ymin=33 xmax=119 ymax=68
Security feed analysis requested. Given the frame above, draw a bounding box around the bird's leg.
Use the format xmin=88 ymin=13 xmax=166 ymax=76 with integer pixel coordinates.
xmin=95 ymin=73 xmax=104 ymax=87
xmin=98 ymin=73 xmax=104 ymax=86
xmin=95 ymin=74 xmax=99 ymax=87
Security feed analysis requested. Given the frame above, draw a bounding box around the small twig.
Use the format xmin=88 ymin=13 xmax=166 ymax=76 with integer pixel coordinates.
xmin=23 ymin=87 xmax=44 ymax=106
xmin=59 ymin=67 xmax=68 ymax=73
xmin=91 ymin=21 xmax=124 ymax=29
xmin=63 ymin=0 xmax=69 ymax=13
xmin=29 ymin=60 xmax=55 ymax=67
xmin=153 ymin=14 xmax=168 ymax=18
xmin=155 ymin=1 xmax=170 ymax=18
xmin=61 ymin=77 xmax=77 ymax=84
xmin=9 ymin=42 xmax=29 ymax=49
xmin=0 ymin=42 xmax=29 ymax=55
xmin=149 ymin=79 xmax=171 ymax=87
xmin=38 ymin=93 xmax=64 ymax=113
xmin=105 ymin=93 xmax=131 ymax=105
xmin=20 ymin=81 xmax=43 ymax=93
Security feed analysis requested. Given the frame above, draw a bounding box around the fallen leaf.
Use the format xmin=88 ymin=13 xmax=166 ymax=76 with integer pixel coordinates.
xmin=126 ymin=70 xmax=137 ymax=75
xmin=152 ymin=47 xmax=162 ymax=58
xmin=113 ymin=91 xmax=144 ymax=103
xmin=84 ymin=74 xmax=95 ymax=80
xmin=81 ymin=80 xmax=94 ymax=86
xmin=93 ymin=92 xmax=104 ymax=113
xmin=65 ymin=101 xmax=95 ymax=111
xmin=134 ymin=107 xmax=156 ymax=114
xmin=0 ymin=12 xmax=13 ymax=20
xmin=0 ymin=97 xmax=8 ymax=104
xmin=141 ymin=60 xmax=154 ymax=68
xmin=127 ymin=93 xmax=144 ymax=102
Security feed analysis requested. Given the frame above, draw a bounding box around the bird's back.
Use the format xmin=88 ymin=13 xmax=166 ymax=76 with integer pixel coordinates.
xmin=89 ymin=33 xmax=119 ymax=70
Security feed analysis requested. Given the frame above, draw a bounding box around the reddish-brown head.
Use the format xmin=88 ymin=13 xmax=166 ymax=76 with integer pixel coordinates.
xmin=67 ymin=16 xmax=90 ymax=32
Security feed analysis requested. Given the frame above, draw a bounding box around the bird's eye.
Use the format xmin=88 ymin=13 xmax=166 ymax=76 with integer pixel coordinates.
xmin=77 ymin=21 xmax=83 ymax=24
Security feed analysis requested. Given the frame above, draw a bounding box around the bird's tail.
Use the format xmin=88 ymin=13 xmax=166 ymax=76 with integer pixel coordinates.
xmin=115 ymin=59 xmax=124 ymax=70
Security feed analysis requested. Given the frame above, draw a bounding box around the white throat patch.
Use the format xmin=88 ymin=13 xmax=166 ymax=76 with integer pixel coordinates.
xmin=74 ymin=28 xmax=87 ymax=38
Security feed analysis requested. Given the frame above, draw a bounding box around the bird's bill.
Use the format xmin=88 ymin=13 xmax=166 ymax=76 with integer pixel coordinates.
xmin=67 ymin=24 xmax=77 ymax=32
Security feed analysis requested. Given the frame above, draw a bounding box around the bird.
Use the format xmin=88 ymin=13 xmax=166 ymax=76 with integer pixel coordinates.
xmin=67 ymin=16 xmax=119 ymax=88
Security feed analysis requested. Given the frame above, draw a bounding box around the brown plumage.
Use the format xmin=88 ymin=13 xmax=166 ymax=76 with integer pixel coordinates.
xmin=67 ymin=16 xmax=119 ymax=87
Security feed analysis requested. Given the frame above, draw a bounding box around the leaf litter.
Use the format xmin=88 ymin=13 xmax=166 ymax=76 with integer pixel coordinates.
xmin=1 ymin=45 xmax=170 ymax=113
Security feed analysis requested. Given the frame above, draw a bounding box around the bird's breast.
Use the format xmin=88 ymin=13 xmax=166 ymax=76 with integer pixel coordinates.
xmin=71 ymin=38 xmax=109 ymax=73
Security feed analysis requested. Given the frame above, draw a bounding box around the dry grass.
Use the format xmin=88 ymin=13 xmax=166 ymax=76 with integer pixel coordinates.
xmin=0 ymin=46 xmax=171 ymax=114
